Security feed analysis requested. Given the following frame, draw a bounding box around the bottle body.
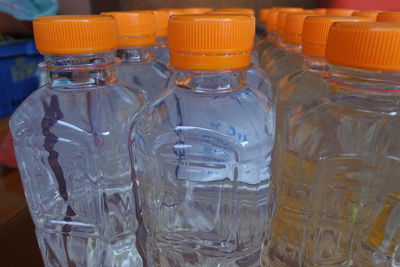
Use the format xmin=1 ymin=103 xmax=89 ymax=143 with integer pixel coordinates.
xmin=268 ymin=47 xmax=304 ymax=98
xmin=132 ymin=69 xmax=275 ymax=266
xmin=263 ymin=65 xmax=400 ymax=266
xmin=117 ymin=47 xmax=170 ymax=102
xmin=10 ymin=53 xmax=144 ymax=267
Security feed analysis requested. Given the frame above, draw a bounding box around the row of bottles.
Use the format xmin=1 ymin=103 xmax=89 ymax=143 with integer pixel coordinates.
xmin=258 ymin=7 xmax=400 ymax=267
xmin=9 ymin=5 xmax=400 ymax=267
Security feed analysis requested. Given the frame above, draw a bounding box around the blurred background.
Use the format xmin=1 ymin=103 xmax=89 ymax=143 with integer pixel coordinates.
xmin=0 ymin=0 xmax=398 ymax=266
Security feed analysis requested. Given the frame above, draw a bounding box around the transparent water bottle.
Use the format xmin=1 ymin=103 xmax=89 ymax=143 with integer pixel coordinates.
xmin=153 ymin=10 xmax=170 ymax=65
xmin=267 ymin=13 xmax=317 ymax=97
xmin=256 ymin=9 xmax=279 ymax=62
xmin=102 ymin=11 xmax=170 ymax=102
xmin=259 ymin=8 xmax=303 ymax=69
xmin=9 ymin=16 xmax=144 ymax=266
xmin=269 ymin=16 xmax=370 ymax=224
xmin=131 ymin=14 xmax=275 ymax=266
xmin=263 ymin=22 xmax=400 ymax=266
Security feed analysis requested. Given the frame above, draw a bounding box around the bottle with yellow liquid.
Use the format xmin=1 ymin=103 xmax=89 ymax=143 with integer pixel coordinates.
xmin=263 ymin=22 xmax=400 ymax=266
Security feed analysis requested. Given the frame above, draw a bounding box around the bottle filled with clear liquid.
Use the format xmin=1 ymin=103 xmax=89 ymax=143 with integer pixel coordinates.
xmin=131 ymin=14 xmax=275 ymax=266
xmin=153 ymin=10 xmax=170 ymax=65
xmin=263 ymin=22 xmax=400 ymax=267
xmin=103 ymin=11 xmax=170 ymax=102
xmin=9 ymin=16 xmax=144 ymax=266
xmin=271 ymin=15 xmax=370 ymax=185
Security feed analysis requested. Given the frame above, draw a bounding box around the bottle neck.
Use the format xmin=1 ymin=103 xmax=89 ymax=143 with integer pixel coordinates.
xmin=267 ymin=31 xmax=278 ymax=43
xmin=329 ymin=64 xmax=400 ymax=96
xmin=172 ymin=67 xmax=248 ymax=92
xmin=41 ymin=51 xmax=117 ymax=88
xmin=284 ymin=42 xmax=302 ymax=54
xmin=303 ymin=56 xmax=329 ymax=77
xmin=116 ymin=46 xmax=154 ymax=63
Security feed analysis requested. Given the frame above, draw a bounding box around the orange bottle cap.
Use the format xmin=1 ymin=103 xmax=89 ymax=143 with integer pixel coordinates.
xmin=314 ymin=8 xmax=327 ymax=14
xmin=183 ymin=7 xmax=213 ymax=14
xmin=260 ymin=8 xmax=270 ymax=23
xmin=377 ymin=12 xmax=400 ymax=23
xmin=302 ymin=15 xmax=371 ymax=58
xmin=327 ymin=8 xmax=359 ymax=16
xmin=267 ymin=8 xmax=303 ymax=32
xmin=158 ymin=8 xmax=187 ymax=16
xmin=33 ymin=15 xmax=118 ymax=55
xmin=284 ymin=12 xmax=317 ymax=44
xmin=101 ymin=11 xmax=156 ymax=47
xmin=154 ymin=10 xmax=169 ymax=37
xmin=277 ymin=10 xmax=304 ymax=36
xmin=216 ymin=8 xmax=255 ymax=16
xmin=326 ymin=22 xmax=400 ymax=72
xmin=352 ymin=11 xmax=380 ymax=21
xmin=168 ymin=15 xmax=254 ymax=70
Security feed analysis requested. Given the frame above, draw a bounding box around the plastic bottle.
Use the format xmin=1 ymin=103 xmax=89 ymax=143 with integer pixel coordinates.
xmin=263 ymin=21 xmax=400 ymax=266
xmin=102 ymin=11 xmax=170 ymax=102
xmin=131 ymin=14 xmax=275 ymax=267
xmin=260 ymin=9 xmax=307 ymax=73
xmin=10 ymin=15 xmax=144 ymax=266
xmin=259 ymin=8 xmax=303 ymax=68
xmin=377 ymin=11 xmax=400 ymax=23
xmin=153 ymin=10 xmax=170 ymax=65
xmin=266 ymin=12 xmax=316 ymax=97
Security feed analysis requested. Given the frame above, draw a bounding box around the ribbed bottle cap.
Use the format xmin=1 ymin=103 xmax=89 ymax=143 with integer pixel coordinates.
xmin=154 ymin=10 xmax=169 ymax=37
xmin=302 ymin=15 xmax=371 ymax=57
xmin=33 ymin=15 xmax=118 ymax=54
xmin=183 ymin=7 xmax=213 ymax=14
xmin=314 ymin=8 xmax=327 ymax=14
xmin=101 ymin=11 xmax=156 ymax=47
xmin=267 ymin=7 xmax=303 ymax=32
xmin=352 ymin=11 xmax=380 ymax=21
xmin=377 ymin=12 xmax=400 ymax=23
xmin=168 ymin=15 xmax=254 ymax=70
xmin=216 ymin=8 xmax=255 ymax=16
xmin=327 ymin=8 xmax=359 ymax=16
xmin=326 ymin=22 xmax=400 ymax=72
xmin=284 ymin=12 xmax=317 ymax=44
xmin=260 ymin=9 xmax=270 ymax=23
xmin=158 ymin=8 xmax=187 ymax=16
xmin=277 ymin=10 xmax=305 ymax=36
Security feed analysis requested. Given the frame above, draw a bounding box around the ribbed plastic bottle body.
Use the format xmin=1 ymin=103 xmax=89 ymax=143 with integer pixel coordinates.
xmin=260 ymin=38 xmax=286 ymax=71
xmin=153 ymin=37 xmax=170 ymax=65
xmin=247 ymin=64 xmax=273 ymax=100
xmin=268 ymin=43 xmax=304 ymax=97
xmin=256 ymin=31 xmax=277 ymax=59
xmin=9 ymin=52 xmax=144 ymax=267
xmin=262 ymin=64 xmax=400 ymax=266
xmin=131 ymin=68 xmax=275 ymax=266
xmin=271 ymin=56 xmax=329 ymax=193
xmin=117 ymin=47 xmax=170 ymax=102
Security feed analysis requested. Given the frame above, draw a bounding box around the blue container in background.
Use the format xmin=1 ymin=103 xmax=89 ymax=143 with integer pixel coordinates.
xmin=0 ymin=40 xmax=42 ymax=119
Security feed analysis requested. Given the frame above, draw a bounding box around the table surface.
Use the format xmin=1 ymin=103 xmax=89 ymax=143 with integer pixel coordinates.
xmin=0 ymin=117 xmax=43 ymax=267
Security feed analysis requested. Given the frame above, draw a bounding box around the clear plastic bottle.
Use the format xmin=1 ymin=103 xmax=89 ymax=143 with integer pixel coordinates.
xmin=9 ymin=16 xmax=144 ymax=266
xmin=259 ymin=8 xmax=303 ymax=69
xmin=268 ymin=16 xmax=370 ymax=234
xmin=102 ymin=11 xmax=170 ymax=102
xmin=153 ymin=10 xmax=170 ymax=65
xmin=263 ymin=21 xmax=400 ymax=267
xmin=267 ymin=13 xmax=318 ymax=97
xmin=131 ymin=14 xmax=275 ymax=266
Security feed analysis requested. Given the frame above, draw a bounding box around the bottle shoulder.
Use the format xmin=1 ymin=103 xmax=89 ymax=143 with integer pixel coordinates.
xmin=135 ymin=87 xmax=275 ymax=148
xmin=10 ymin=83 xmax=142 ymax=140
